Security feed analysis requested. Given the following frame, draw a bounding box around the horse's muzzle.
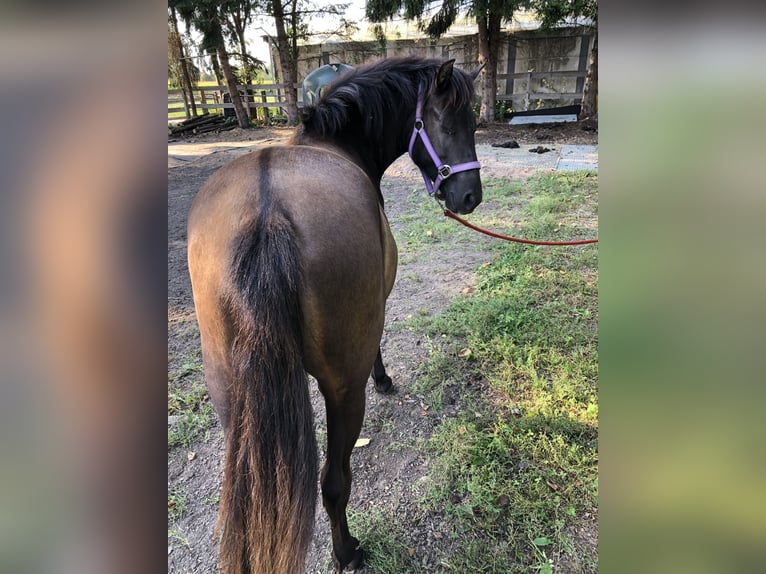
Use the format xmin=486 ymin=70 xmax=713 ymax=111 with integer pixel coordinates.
xmin=460 ymin=190 xmax=482 ymax=214
xmin=445 ymin=183 xmax=482 ymax=214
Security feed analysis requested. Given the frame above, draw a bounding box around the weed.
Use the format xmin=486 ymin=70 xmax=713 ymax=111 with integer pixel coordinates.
xmin=168 ymin=382 xmax=214 ymax=449
xmin=168 ymin=487 xmax=188 ymax=522
xmin=168 ymin=381 xmax=208 ymax=415
xmin=168 ymin=527 xmax=190 ymax=549
xmin=172 ymin=351 xmax=204 ymax=382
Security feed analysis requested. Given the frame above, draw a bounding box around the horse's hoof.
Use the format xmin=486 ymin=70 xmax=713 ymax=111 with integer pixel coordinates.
xmin=346 ymin=546 xmax=364 ymax=571
xmin=374 ymin=375 xmax=394 ymax=394
xmin=332 ymin=540 xmax=364 ymax=572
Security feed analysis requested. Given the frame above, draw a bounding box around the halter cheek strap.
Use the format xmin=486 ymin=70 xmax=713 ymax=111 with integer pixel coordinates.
xmin=408 ymin=84 xmax=481 ymax=197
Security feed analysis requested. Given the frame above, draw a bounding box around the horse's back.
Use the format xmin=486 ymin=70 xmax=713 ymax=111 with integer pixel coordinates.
xmin=188 ymin=144 xmax=394 ymax=392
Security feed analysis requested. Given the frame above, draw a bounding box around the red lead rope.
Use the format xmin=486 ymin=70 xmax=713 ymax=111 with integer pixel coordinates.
xmin=443 ymin=209 xmax=599 ymax=246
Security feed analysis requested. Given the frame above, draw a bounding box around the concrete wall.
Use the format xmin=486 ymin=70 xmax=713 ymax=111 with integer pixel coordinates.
xmin=509 ymin=28 xmax=593 ymax=109
xmin=278 ymin=26 xmax=594 ymax=110
xmin=293 ymin=35 xmax=482 ymax=80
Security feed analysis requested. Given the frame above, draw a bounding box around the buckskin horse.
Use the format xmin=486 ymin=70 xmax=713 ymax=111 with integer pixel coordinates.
xmin=187 ymin=56 xmax=483 ymax=573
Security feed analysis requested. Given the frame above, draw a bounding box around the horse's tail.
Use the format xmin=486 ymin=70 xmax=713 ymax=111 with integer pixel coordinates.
xmin=216 ymin=212 xmax=317 ymax=574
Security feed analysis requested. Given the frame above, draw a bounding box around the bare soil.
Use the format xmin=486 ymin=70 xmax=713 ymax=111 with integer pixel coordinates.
xmin=168 ymin=120 xmax=597 ymax=573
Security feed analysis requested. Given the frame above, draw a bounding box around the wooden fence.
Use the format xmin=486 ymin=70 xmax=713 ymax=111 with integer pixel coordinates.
xmin=168 ymin=70 xmax=586 ymax=121
xmin=168 ymin=83 xmax=301 ymax=122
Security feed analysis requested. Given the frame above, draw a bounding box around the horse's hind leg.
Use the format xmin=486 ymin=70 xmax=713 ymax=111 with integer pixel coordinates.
xmin=371 ymin=348 xmax=393 ymax=393
xmin=319 ymin=382 xmax=366 ymax=572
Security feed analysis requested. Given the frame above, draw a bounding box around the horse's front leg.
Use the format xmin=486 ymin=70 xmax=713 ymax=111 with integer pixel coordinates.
xmin=319 ymin=383 xmax=366 ymax=572
xmin=371 ymin=347 xmax=394 ymax=393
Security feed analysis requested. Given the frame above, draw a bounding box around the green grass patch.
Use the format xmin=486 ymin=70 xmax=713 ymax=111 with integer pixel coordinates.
xmin=175 ymin=355 xmax=203 ymax=380
xmin=168 ymin=382 xmax=214 ymax=449
xmin=168 ymin=486 xmax=188 ymax=522
xmin=409 ymin=172 xmax=598 ymax=572
xmin=347 ymin=507 xmax=417 ymax=574
xmin=390 ymin=177 xmax=525 ymax=257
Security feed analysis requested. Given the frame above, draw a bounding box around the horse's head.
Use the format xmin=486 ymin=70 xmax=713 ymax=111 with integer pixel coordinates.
xmin=409 ymin=60 xmax=483 ymax=215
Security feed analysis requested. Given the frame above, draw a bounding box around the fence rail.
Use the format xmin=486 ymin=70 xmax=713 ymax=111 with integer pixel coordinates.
xmin=496 ymin=70 xmax=586 ymax=110
xmin=168 ymin=83 xmax=303 ymax=119
xmin=168 ymin=70 xmax=587 ymax=120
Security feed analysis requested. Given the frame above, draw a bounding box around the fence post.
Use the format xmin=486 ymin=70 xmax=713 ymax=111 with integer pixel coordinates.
xmin=524 ymin=71 xmax=532 ymax=112
xmin=261 ymin=90 xmax=271 ymax=126
xmin=175 ymin=87 xmax=190 ymax=120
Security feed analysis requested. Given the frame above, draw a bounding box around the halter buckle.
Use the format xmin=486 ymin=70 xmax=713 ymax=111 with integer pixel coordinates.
xmin=438 ymin=165 xmax=452 ymax=179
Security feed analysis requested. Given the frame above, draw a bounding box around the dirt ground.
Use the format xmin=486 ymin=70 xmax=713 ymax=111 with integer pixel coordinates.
xmin=168 ymin=119 xmax=597 ymax=573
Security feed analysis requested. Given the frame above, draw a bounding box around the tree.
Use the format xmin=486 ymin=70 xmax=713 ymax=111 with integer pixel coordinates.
xmin=220 ymin=0 xmax=267 ymax=119
xmin=366 ymin=0 xmax=530 ymax=124
xmin=269 ymin=0 xmax=301 ymax=124
xmin=168 ymin=6 xmax=198 ymax=118
xmin=171 ymin=0 xmax=251 ymax=129
xmin=261 ymin=0 xmax=355 ymax=125
xmin=531 ymin=0 xmax=597 ymax=119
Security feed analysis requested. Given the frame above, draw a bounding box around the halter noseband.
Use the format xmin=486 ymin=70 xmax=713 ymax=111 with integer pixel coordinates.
xmin=408 ymin=84 xmax=481 ymax=197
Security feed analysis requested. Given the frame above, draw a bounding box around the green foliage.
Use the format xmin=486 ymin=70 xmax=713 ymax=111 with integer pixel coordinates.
xmin=366 ymin=0 xmax=531 ymax=38
xmin=171 ymin=0 xmax=225 ymax=53
xmin=496 ymin=99 xmax=511 ymax=120
xmin=531 ymin=0 xmax=597 ymax=29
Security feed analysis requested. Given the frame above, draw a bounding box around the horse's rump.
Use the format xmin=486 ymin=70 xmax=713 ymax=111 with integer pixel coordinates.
xmin=187 ymin=144 xmax=395 ymax=572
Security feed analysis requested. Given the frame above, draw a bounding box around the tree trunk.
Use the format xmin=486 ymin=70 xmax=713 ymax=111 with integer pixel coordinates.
xmin=235 ymin=22 xmax=258 ymax=120
xmin=170 ymin=7 xmax=197 ymax=117
xmin=240 ymin=40 xmax=257 ymax=121
xmin=290 ymin=0 xmax=300 ymax=105
xmin=217 ymin=44 xmax=250 ymax=129
xmin=208 ymin=48 xmax=223 ymax=87
xmin=579 ymin=29 xmax=598 ymax=120
xmin=272 ymin=0 xmax=299 ymax=125
xmin=477 ymin=13 xmax=501 ymax=124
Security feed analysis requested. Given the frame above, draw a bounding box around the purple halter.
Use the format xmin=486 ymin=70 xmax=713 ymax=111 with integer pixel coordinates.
xmin=408 ymin=84 xmax=481 ymax=197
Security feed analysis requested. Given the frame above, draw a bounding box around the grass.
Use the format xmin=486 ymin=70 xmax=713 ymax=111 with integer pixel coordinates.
xmin=168 ymin=351 xmax=214 ymax=449
xmin=168 ymin=527 xmax=190 ymax=551
xmin=174 ymin=353 xmax=204 ymax=380
xmin=168 ymin=380 xmax=214 ymax=450
xmin=390 ymin=177 xmax=525 ymax=259
xmin=347 ymin=507 xmax=418 ymax=574
xmin=403 ymin=171 xmax=598 ymax=572
xmin=168 ymin=486 xmax=188 ymax=522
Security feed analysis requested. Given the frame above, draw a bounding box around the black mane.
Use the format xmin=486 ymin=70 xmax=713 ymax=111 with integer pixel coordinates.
xmin=300 ymin=56 xmax=475 ymax=140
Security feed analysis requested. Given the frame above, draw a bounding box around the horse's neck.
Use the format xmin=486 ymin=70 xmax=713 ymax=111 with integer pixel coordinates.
xmin=292 ymin=128 xmax=409 ymax=188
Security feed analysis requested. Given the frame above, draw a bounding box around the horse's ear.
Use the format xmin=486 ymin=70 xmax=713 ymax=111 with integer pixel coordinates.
xmin=470 ymin=62 xmax=486 ymax=81
xmin=435 ymin=59 xmax=455 ymax=92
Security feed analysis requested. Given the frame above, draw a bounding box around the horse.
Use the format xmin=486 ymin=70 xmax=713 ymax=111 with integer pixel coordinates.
xmin=187 ymin=56 xmax=483 ymax=574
